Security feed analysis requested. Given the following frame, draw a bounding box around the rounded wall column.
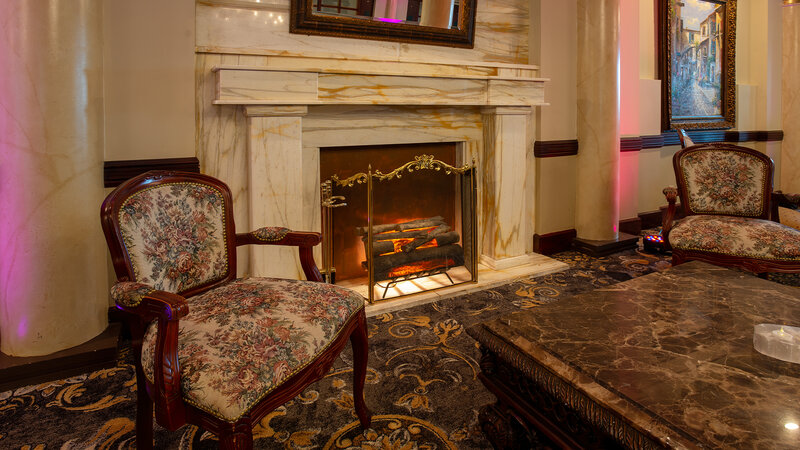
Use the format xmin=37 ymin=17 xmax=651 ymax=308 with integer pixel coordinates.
xmin=0 ymin=0 xmax=108 ymax=356
xmin=575 ymin=0 xmax=621 ymax=242
xmin=783 ymin=0 xmax=800 ymax=192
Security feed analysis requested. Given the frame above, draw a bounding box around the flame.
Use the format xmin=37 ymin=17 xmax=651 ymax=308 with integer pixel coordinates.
xmin=387 ymin=258 xmax=455 ymax=278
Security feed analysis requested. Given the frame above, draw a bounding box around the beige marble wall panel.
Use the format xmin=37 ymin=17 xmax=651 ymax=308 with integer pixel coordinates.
xmin=487 ymin=80 xmax=545 ymax=105
xmin=399 ymin=0 xmax=528 ymax=64
xmin=0 ymin=0 xmax=107 ymax=356
xmin=196 ymin=3 xmax=402 ymax=60
xmin=481 ymin=108 xmax=531 ymax=264
xmin=302 ymin=105 xmax=483 ymax=149
xmin=196 ymin=53 xmax=251 ymax=275
xmin=245 ymin=108 xmax=307 ymax=280
xmin=197 ymin=0 xmax=528 ymax=65
xmin=496 ymin=68 xmax=538 ymax=78
xmin=217 ymin=70 xmax=317 ymax=103
xmin=259 ymin=56 xmax=501 ymax=78
xmin=317 ymin=74 xmax=486 ymax=105
xmin=782 ymin=3 xmax=800 ymax=192
xmin=575 ymin=0 xmax=620 ymax=241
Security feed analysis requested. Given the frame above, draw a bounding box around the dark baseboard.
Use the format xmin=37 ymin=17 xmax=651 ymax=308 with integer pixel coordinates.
xmin=0 ymin=323 xmax=120 ymax=392
xmin=638 ymin=209 xmax=664 ymax=230
xmin=572 ymin=232 xmax=640 ymax=257
xmin=104 ymin=157 xmax=200 ymax=188
xmin=618 ymin=217 xmax=642 ymax=235
xmin=534 ymin=229 xmax=577 ymax=255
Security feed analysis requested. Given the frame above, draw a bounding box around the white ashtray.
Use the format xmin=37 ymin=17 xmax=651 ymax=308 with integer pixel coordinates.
xmin=753 ymin=324 xmax=800 ymax=364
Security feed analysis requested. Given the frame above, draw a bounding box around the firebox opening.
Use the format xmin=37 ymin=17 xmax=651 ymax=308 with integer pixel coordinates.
xmin=320 ymin=142 xmax=476 ymax=302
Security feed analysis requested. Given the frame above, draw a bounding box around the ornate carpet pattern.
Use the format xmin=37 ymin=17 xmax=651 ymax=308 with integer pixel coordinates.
xmin=2 ymin=248 xmax=794 ymax=449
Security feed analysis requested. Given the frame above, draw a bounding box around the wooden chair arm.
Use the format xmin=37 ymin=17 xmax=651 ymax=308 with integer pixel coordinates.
xmin=662 ymin=186 xmax=678 ymax=243
xmin=110 ymin=282 xmax=188 ymax=428
xmin=235 ymin=228 xmax=324 ymax=282
xmin=772 ymin=191 xmax=800 ymax=222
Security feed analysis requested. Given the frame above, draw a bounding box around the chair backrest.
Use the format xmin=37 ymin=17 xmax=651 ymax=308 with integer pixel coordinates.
xmin=673 ymin=144 xmax=774 ymax=219
xmin=677 ymin=129 xmax=694 ymax=148
xmin=101 ymin=171 xmax=237 ymax=296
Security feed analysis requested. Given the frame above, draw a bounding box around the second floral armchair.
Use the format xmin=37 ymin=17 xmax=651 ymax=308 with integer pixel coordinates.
xmin=661 ymin=143 xmax=800 ymax=274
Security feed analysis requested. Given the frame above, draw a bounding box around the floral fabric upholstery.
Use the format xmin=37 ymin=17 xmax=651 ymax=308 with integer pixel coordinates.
xmin=780 ymin=207 xmax=800 ymax=231
xmin=118 ymin=183 xmax=229 ymax=293
xmin=141 ymin=277 xmax=365 ymax=422
xmin=252 ymin=226 xmax=291 ymax=242
xmin=679 ymin=150 xmax=768 ymax=216
xmin=111 ymin=282 xmax=155 ymax=308
xmin=669 ymin=215 xmax=800 ymax=260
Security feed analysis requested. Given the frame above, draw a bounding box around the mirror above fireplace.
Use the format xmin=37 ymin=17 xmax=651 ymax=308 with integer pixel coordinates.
xmin=290 ymin=0 xmax=477 ymax=48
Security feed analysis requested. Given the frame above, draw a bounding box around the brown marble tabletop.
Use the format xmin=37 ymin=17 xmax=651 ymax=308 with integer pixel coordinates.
xmin=468 ymin=261 xmax=800 ymax=449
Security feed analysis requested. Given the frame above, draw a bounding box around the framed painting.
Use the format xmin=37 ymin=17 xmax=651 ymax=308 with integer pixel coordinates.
xmin=659 ymin=0 xmax=736 ymax=131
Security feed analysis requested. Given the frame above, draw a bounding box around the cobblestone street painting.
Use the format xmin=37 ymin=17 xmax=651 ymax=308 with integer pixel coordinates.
xmin=670 ymin=0 xmax=724 ymax=118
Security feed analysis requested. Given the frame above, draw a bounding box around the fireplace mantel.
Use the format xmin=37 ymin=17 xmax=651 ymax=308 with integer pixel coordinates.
xmin=212 ymin=59 xmax=547 ymax=107
xmin=209 ymin=56 xmax=555 ymax=284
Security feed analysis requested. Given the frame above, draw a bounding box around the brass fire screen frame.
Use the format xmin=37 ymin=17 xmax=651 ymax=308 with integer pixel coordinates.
xmin=321 ymin=155 xmax=478 ymax=303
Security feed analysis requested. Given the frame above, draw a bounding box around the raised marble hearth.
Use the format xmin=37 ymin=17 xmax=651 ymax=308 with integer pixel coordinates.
xmin=206 ymin=55 xmax=567 ymax=299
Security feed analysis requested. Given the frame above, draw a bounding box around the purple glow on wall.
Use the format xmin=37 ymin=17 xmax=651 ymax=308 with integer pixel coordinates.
xmin=375 ymin=17 xmax=404 ymax=23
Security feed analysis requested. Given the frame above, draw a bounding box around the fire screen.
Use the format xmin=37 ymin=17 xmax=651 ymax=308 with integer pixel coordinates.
xmin=321 ymin=154 xmax=477 ymax=303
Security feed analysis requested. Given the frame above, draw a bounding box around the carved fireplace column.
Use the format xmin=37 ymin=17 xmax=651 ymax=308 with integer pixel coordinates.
xmin=481 ymin=106 xmax=535 ymax=269
xmin=783 ymin=0 xmax=800 ymax=192
xmin=573 ymin=0 xmax=637 ymax=255
xmin=244 ymin=106 xmax=308 ymax=280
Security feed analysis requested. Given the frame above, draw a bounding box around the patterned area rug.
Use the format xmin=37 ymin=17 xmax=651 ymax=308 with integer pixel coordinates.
xmin=2 ymin=248 xmax=794 ymax=449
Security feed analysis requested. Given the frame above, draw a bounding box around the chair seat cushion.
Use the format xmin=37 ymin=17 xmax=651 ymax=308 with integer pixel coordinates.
xmin=669 ymin=215 xmax=800 ymax=260
xmin=141 ymin=277 xmax=365 ymax=422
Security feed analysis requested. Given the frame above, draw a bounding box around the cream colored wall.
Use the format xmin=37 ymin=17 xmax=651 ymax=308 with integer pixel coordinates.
xmin=103 ymin=0 xmax=195 ymax=161
xmin=532 ymin=0 xmax=784 ymax=235
xmin=530 ymin=0 xmax=579 ymax=235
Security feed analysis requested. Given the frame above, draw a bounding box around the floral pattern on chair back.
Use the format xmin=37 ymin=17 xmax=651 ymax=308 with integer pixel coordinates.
xmin=118 ymin=182 xmax=229 ymax=293
xmin=679 ymin=149 xmax=769 ymax=217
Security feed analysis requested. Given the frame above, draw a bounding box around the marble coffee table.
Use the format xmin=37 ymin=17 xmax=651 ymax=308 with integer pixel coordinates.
xmin=468 ymin=261 xmax=800 ymax=449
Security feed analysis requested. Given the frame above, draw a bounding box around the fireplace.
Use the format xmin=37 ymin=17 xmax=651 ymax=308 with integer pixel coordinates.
xmin=206 ymin=58 xmax=567 ymax=309
xmin=320 ymin=143 xmax=477 ymax=302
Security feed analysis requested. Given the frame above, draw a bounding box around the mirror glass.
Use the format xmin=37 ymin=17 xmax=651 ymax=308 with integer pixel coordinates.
xmin=291 ymin=0 xmax=476 ymax=48
xmin=311 ymin=0 xmax=461 ymax=29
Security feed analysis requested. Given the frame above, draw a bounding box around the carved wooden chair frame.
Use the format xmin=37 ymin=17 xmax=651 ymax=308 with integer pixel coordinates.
xmin=100 ymin=171 xmax=370 ymax=449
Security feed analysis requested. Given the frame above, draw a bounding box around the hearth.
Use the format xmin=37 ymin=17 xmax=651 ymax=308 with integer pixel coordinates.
xmin=321 ymin=145 xmax=476 ymax=303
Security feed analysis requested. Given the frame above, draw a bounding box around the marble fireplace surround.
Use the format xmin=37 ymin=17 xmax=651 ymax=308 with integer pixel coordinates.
xmin=210 ymin=56 xmax=567 ymax=306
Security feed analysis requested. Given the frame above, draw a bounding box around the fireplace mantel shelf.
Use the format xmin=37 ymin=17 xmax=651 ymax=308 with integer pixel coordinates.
xmin=213 ymin=62 xmax=547 ymax=107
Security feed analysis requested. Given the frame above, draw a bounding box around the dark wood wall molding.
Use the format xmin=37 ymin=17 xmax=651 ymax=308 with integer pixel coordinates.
xmin=104 ymin=157 xmax=200 ymax=188
xmin=536 ymin=130 xmax=783 ymax=158
xmin=534 ymin=140 xmax=579 ymax=158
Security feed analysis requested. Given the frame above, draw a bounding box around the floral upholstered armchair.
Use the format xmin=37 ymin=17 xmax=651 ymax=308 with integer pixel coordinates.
xmin=662 ymin=143 xmax=800 ymax=274
xmin=101 ymin=171 xmax=371 ymax=449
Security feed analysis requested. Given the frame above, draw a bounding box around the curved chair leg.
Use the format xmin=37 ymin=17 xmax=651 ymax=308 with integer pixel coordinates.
xmin=350 ymin=311 xmax=372 ymax=428
xmin=218 ymin=420 xmax=254 ymax=450
xmin=135 ymin=369 xmax=154 ymax=450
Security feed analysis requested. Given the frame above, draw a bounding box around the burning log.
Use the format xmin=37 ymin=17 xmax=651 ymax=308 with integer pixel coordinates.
xmin=368 ymin=244 xmax=465 ymax=281
xmin=355 ymin=216 xmax=446 ymax=236
xmin=359 ymin=216 xmax=465 ymax=282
